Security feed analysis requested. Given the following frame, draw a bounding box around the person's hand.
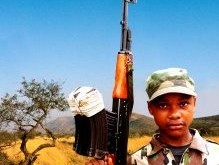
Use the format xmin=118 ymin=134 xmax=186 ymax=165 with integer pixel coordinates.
xmin=85 ymin=154 xmax=114 ymax=165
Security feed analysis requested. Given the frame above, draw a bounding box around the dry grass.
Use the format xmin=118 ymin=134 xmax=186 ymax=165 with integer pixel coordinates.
xmin=3 ymin=135 xmax=219 ymax=165
xmin=128 ymin=135 xmax=151 ymax=154
xmin=4 ymin=136 xmax=91 ymax=165
xmin=205 ymin=136 xmax=219 ymax=143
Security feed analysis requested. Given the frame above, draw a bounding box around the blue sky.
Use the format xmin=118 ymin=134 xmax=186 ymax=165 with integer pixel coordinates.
xmin=1 ymin=0 xmax=219 ymax=118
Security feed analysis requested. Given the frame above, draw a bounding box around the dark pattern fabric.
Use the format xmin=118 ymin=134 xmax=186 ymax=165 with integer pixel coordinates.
xmin=131 ymin=129 xmax=219 ymax=165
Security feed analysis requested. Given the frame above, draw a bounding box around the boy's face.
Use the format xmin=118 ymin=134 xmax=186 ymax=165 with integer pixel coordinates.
xmin=148 ymin=93 xmax=196 ymax=139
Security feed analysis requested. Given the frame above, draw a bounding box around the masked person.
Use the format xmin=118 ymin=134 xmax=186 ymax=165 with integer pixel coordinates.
xmin=86 ymin=68 xmax=219 ymax=165
xmin=68 ymin=86 xmax=117 ymax=161
xmin=68 ymin=87 xmax=109 ymax=159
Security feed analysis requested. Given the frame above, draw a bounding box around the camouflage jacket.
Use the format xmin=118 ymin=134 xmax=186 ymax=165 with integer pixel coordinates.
xmin=130 ymin=129 xmax=219 ymax=165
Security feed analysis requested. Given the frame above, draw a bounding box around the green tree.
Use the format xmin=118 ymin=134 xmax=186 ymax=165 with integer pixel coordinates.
xmin=0 ymin=78 xmax=69 ymax=165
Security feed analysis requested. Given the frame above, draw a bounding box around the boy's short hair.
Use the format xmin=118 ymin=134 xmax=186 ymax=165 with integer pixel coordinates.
xmin=146 ymin=68 xmax=197 ymax=101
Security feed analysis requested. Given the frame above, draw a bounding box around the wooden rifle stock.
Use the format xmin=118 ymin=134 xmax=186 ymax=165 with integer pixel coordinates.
xmin=112 ymin=51 xmax=134 ymax=165
xmin=111 ymin=1 xmax=136 ymax=164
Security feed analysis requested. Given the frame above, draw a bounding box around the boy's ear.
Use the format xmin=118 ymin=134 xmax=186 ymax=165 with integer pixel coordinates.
xmin=147 ymin=101 xmax=153 ymax=115
xmin=194 ymin=96 xmax=197 ymax=106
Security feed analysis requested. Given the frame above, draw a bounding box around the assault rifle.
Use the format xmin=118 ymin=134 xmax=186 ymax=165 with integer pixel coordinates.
xmin=112 ymin=0 xmax=137 ymax=164
xmin=69 ymin=1 xmax=137 ymax=164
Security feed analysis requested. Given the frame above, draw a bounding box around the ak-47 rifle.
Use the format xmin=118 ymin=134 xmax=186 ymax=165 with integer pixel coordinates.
xmin=112 ymin=0 xmax=137 ymax=164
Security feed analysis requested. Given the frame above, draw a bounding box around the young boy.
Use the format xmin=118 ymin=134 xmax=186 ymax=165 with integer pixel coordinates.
xmin=86 ymin=68 xmax=219 ymax=165
xmin=130 ymin=68 xmax=219 ymax=165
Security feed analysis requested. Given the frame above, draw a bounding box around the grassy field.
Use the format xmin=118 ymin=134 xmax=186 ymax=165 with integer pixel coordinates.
xmin=4 ymin=136 xmax=90 ymax=165
xmin=3 ymin=136 xmax=219 ymax=165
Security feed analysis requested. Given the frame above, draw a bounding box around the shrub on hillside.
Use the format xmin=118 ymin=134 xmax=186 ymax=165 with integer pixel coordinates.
xmin=0 ymin=152 xmax=14 ymax=165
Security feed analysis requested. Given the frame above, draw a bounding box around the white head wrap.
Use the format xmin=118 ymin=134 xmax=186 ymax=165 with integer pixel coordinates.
xmin=68 ymin=86 xmax=105 ymax=117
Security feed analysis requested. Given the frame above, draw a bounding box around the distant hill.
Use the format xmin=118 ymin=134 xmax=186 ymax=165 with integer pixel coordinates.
xmin=191 ymin=115 xmax=219 ymax=136
xmin=45 ymin=113 xmax=219 ymax=136
xmin=44 ymin=112 xmax=156 ymax=136
xmin=45 ymin=116 xmax=74 ymax=135
xmin=129 ymin=113 xmax=157 ymax=136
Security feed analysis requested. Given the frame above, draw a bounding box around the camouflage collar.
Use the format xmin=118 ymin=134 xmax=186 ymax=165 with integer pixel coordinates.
xmin=146 ymin=129 xmax=208 ymax=157
xmin=189 ymin=129 xmax=208 ymax=154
